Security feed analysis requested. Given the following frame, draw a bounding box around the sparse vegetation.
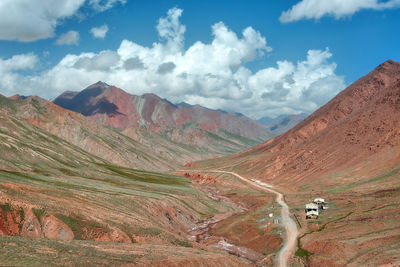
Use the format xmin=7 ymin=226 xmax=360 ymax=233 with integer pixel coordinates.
xmin=33 ymin=208 xmax=46 ymax=222
xmin=54 ymin=214 xmax=108 ymax=240
xmin=296 ymin=211 xmax=353 ymax=262
xmin=0 ymin=202 xmax=12 ymax=212
xmin=134 ymin=227 xmax=163 ymax=236
xmin=172 ymin=238 xmax=193 ymax=248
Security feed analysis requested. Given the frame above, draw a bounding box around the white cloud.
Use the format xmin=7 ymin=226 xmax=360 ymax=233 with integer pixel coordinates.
xmin=0 ymin=8 xmax=345 ymax=119
xmin=90 ymin=24 xmax=109 ymax=39
xmin=0 ymin=53 xmax=39 ymax=96
xmin=157 ymin=62 xmax=176 ymax=74
xmin=157 ymin=7 xmax=186 ymax=54
xmin=56 ymin=30 xmax=79 ymax=45
xmin=0 ymin=0 xmax=84 ymax=42
xmin=0 ymin=0 xmax=125 ymax=42
xmin=280 ymin=0 xmax=400 ymax=23
xmin=0 ymin=54 xmax=38 ymax=72
xmin=123 ymin=57 xmax=144 ymax=70
xmin=73 ymin=50 xmax=120 ymax=71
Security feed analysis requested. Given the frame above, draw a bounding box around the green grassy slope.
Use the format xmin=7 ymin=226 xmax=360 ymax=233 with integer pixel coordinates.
xmin=0 ymin=103 xmax=243 ymax=265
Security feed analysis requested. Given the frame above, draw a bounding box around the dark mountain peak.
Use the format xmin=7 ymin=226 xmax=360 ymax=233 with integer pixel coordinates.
xmin=56 ymin=91 xmax=78 ymax=100
xmin=54 ymin=82 xmax=115 ymax=116
xmin=93 ymin=81 xmax=110 ymax=87
xmin=177 ymin=102 xmax=193 ymax=108
xmin=372 ymin=59 xmax=400 ymax=77
xmin=379 ymin=59 xmax=399 ymax=68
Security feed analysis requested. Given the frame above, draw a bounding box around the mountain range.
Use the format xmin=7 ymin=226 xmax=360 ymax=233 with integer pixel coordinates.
xmin=258 ymin=114 xmax=307 ymax=136
xmin=53 ymin=82 xmax=272 ymax=168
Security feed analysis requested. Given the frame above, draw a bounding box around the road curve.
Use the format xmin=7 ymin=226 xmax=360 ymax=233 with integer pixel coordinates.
xmin=186 ymin=170 xmax=299 ymax=267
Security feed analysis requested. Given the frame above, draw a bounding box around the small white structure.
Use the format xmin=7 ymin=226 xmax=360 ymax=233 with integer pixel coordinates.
xmin=313 ymin=198 xmax=324 ymax=204
xmin=269 ymin=213 xmax=273 ymax=218
xmin=313 ymin=198 xmax=328 ymax=210
xmin=305 ymin=203 xmax=319 ymax=219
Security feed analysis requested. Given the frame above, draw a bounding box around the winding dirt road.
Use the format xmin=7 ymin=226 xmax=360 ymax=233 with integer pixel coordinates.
xmin=192 ymin=170 xmax=299 ymax=267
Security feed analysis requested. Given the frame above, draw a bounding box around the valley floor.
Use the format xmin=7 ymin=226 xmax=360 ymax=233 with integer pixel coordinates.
xmin=181 ymin=170 xmax=299 ymax=267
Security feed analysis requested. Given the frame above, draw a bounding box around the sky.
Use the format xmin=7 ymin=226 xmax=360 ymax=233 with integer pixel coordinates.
xmin=0 ymin=0 xmax=399 ymax=119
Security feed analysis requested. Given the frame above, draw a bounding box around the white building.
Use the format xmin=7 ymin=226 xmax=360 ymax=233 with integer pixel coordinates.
xmin=305 ymin=203 xmax=319 ymax=219
xmin=313 ymin=198 xmax=328 ymax=209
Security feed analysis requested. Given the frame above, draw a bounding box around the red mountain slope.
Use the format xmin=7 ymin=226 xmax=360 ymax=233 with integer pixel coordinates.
xmin=212 ymin=60 xmax=400 ymax=185
xmin=54 ymin=82 xmax=269 ymax=139
xmin=268 ymin=114 xmax=306 ymax=136
xmin=54 ymin=82 xmax=272 ymax=156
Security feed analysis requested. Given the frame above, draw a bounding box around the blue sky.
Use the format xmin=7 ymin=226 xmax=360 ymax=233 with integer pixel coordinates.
xmin=0 ymin=0 xmax=399 ymax=119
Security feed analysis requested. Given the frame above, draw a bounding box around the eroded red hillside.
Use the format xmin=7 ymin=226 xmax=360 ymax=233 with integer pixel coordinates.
xmin=221 ymin=60 xmax=400 ymax=185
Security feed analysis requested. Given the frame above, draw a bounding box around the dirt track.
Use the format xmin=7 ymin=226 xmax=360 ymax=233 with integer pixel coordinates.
xmin=197 ymin=170 xmax=299 ymax=267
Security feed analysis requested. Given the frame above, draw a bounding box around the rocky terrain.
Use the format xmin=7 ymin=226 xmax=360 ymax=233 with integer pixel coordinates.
xmin=193 ymin=60 xmax=400 ymax=266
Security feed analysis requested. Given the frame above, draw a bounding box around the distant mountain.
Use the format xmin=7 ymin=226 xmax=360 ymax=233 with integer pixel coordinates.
xmin=257 ymin=114 xmax=288 ymax=126
xmin=54 ymin=82 xmax=272 ymax=158
xmin=8 ymin=94 xmax=28 ymax=100
xmin=268 ymin=114 xmax=306 ymax=136
xmin=258 ymin=113 xmax=307 ymax=126
xmin=258 ymin=114 xmax=306 ymax=136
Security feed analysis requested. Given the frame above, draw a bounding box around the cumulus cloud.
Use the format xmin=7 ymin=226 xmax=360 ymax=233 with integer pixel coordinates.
xmin=0 ymin=53 xmax=39 ymax=96
xmin=157 ymin=7 xmax=186 ymax=53
xmin=90 ymin=24 xmax=109 ymax=39
xmin=280 ymin=0 xmax=400 ymax=23
xmin=73 ymin=50 xmax=120 ymax=71
xmin=0 ymin=0 xmax=125 ymax=42
xmin=0 ymin=54 xmax=38 ymax=72
xmin=157 ymin=62 xmax=176 ymax=74
xmin=0 ymin=8 xmax=345 ymax=119
xmin=56 ymin=30 xmax=79 ymax=45
xmin=123 ymin=57 xmax=144 ymax=70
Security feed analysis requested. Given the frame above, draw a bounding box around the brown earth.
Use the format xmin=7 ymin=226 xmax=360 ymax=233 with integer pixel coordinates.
xmin=20 ymin=209 xmax=41 ymax=238
xmin=178 ymin=171 xmax=283 ymax=264
xmin=42 ymin=215 xmax=74 ymax=240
